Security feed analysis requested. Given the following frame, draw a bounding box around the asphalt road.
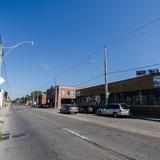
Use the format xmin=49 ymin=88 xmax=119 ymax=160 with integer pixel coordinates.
xmin=0 ymin=105 xmax=160 ymax=160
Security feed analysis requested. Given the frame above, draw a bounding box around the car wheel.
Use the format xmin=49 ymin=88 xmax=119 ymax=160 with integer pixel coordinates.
xmin=87 ymin=107 xmax=93 ymax=113
xmin=113 ymin=112 xmax=118 ymax=118
xmin=98 ymin=111 xmax=102 ymax=116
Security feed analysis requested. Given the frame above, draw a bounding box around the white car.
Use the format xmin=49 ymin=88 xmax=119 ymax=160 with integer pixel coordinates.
xmin=97 ymin=103 xmax=131 ymax=118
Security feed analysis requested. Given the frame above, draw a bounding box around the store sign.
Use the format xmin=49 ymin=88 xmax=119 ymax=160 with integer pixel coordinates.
xmin=136 ymin=70 xmax=147 ymax=76
xmin=153 ymin=76 xmax=160 ymax=87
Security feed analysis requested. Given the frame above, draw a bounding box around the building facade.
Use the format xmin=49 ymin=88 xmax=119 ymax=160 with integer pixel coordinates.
xmin=38 ymin=92 xmax=47 ymax=105
xmin=47 ymin=85 xmax=78 ymax=109
xmin=0 ymin=89 xmax=4 ymax=108
xmin=0 ymin=90 xmax=10 ymax=108
xmin=77 ymin=73 xmax=160 ymax=106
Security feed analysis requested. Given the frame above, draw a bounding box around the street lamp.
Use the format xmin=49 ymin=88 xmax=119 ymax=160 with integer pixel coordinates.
xmin=0 ymin=40 xmax=34 ymax=84
xmin=90 ymin=59 xmax=104 ymax=71
xmin=2 ymin=41 xmax=34 ymax=61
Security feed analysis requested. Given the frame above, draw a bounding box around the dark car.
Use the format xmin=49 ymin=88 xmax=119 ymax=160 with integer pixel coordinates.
xmin=78 ymin=105 xmax=94 ymax=113
xmin=38 ymin=104 xmax=50 ymax=108
xmin=60 ymin=104 xmax=79 ymax=114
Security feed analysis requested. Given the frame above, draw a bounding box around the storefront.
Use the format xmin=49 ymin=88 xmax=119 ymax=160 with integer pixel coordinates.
xmin=77 ymin=73 xmax=160 ymax=106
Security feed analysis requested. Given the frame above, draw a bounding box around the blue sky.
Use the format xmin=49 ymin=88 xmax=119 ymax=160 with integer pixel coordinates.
xmin=1 ymin=0 xmax=160 ymax=99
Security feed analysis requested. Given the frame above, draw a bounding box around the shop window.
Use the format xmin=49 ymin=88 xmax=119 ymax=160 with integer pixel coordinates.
xmin=126 ymin=96 xmax=132 ymax=105
xmin=67 ymin=91 xmax=70 ymax=95
xmin=70 ymin=91 xmax=74 ymax=96
xmin=141 ymin=95 xmax=148 ymax=105
xmin=62 ymin=91 xmax=66 ymax=96
xmin=157 ymin=95 xmax=160 ymax=105
xmin=148 ymin=95 xmax=157 ymax=105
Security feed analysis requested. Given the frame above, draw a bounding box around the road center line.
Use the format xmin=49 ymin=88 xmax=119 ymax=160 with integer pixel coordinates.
xmin=38 ymin=116 xmax=45 ymax=119
xmin=62 ymin=128 xmax=136 ymax=160
xmin=62 ymin=128 xmax=91 ymax=141
xmin=28 ymin=111 xmax=45 ymax=120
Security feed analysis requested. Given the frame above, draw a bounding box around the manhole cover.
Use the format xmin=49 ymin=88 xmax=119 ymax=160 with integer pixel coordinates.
xmin=2 ymin=133 xmax=10 ymax=136
xmin=1 ymin=133 xmax=10 ymax=141
xmin=12 ymin=133 xmax=26 ymax=139
xmin=0 ymin=120 xmax=4 ymax=124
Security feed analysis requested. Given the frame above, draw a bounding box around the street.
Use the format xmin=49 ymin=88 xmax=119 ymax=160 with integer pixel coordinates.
xmin=0 ymin=105 xmax=160 ymax=160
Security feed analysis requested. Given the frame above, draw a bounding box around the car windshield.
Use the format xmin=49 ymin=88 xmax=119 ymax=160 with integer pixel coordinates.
xmin=121 ymin=104 xmax=129 ymax=109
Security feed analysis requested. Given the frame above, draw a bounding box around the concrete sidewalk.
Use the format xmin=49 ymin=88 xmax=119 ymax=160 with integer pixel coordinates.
xmin=0 ymin=107 xmax=10 ymax=139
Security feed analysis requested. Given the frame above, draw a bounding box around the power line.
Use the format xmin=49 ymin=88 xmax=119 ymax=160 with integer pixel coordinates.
xmin=111 ymin=25 xmax=160 ymax=48
xmin=57 ymin=16 xmax=160 ymax=81
xmin=57 ymin=46 xmax=103 ymax=77
xmin=106 ymin=16 xmax=160 ymax=46
xmin=77 ymin=62 xmax=160 ymax=86
xmin=14 ymin=16 xmax=160 ymax=96
xmin=108 ymin=63 xmax=160 ymax=75
xmin=77 ymin=73 xmax=103 ymax=86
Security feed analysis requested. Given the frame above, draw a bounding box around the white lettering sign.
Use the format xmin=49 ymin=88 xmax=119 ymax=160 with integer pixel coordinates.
xmin=153 ymin=76 xmax=160 ymax=87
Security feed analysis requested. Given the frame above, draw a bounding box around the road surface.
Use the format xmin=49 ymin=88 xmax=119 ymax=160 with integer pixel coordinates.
xmin=0 ymin=105 xmax=160 ymax=160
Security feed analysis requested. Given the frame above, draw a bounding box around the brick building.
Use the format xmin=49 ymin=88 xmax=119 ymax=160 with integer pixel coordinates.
xmin=47 ymin=85 xmax=78 ymax=109
xmin=77 ymin=73 xmax=160 ymax=106
xmin=38 ymin=92 xmax=47 ymax=105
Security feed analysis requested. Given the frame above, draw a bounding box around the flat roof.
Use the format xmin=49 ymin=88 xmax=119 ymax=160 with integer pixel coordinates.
xmin=78 ymin=73 xmax=160 ymax=95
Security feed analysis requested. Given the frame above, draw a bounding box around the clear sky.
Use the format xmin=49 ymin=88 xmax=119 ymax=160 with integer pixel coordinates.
xmin=1 ymin=0 xmax=160 ymax=99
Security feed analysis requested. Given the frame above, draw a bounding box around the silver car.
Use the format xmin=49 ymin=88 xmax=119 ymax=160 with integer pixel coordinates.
xmin=97 ymin=103 xmax=130 ymax=118
xmin=60 ymin=104 xmax=79 ymax=114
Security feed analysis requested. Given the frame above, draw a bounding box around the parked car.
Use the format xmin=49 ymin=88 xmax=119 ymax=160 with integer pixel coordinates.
xmin=38 ymin=104 xmax=49 ymax=108
xmin=97 ymin=103 xmax=131 ymax=118
xmin=60 ymin=104 xmax=79 ymax=114
xmin=78 ymin=105 xmax=94 ymax=113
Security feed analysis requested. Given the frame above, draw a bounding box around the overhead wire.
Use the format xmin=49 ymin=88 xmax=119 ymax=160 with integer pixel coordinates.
xmin=13 ymin=16 xmax=160 ymax=96
xmin=77 ymin=62 xmax=160 ymax=86
xmin=110 ymin=25 xmax=160 ymax=48
xmin=105 ymin=16 xmax=160 ymax=46
xmin=56 ymin=16 xmax=160 ymax=81
xmin=57 ymin=46 xmax=103 ymax=77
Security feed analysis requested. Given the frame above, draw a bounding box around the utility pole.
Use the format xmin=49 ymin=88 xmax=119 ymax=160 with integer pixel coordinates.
xmin=36 ymin=91 xmax=38 ymax=107
xmin=54 ymin=76 xmax=57 ymax=108
xmin=0 ymin=35 xmax=3 ymax=76
xmin=104 ymin=45 xmax=108 ymax=105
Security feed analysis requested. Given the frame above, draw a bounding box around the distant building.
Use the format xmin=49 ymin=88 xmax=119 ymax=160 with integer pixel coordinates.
xmin=47 ymin=85 xmax=79 ymax=109
xmin=0 ymin=89 xmax=4 ymax=108
xmin=38 ymin=92 xmax=47 ymax=105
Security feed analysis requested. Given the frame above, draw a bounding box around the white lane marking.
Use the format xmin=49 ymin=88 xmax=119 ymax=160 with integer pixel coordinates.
xmin=28 ymin=111 xmax=45 ymax=120
xmin=38 ymin=116 xmax=45 ymax=119
xmin=62 ymin=128 xmax=91 ymax=141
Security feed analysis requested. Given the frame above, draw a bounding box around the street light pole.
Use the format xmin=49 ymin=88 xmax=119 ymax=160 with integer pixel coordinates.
xmin=0 ymin=40 xmax=33 ymax=80
xmin=104 ymin=45 xmax=108 ymax=105
xmin=0 ymin=36 xmax=3 ymax=76
xmin=2 ymin=41 xmax=33 ymax=62
xmin=54 ymin=76 xmax=58 ymax=109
